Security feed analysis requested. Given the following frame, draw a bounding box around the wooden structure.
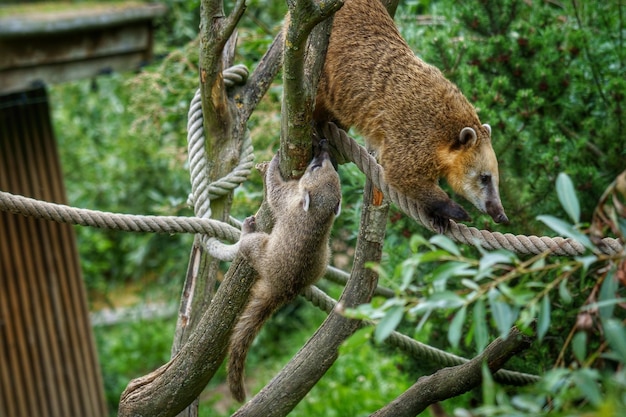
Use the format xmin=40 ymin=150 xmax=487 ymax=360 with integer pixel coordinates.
xmin=0 ymin=3 xmax=165 ymax=416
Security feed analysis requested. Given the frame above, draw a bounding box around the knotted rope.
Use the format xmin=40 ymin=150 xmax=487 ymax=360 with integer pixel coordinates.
xmin=0 ymin=65 xmax=622 ymax=261
xmin=185 ymin=66 xmax=253 ymax=260
xmin=1 ymin=63 xmax=615 ymax=386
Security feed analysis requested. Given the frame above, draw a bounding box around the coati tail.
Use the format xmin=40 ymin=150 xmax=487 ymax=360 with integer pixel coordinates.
xmin=227 ymin=294 xmax=279 ymax=402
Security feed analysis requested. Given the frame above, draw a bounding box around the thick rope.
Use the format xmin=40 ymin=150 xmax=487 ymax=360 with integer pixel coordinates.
xmin=303 ymin=285 xmax=540 ymax=386
xmin=321 ymin=123 xmax=624 ymax=257
xmin=186 ymin=89 xmax=255 ymax=213
xmin=0 ymin=190 xmax=240 ymax=241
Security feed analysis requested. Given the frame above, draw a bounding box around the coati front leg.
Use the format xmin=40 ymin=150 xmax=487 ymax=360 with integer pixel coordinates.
xmin=384 ymin=160 xmax=470 ymax=233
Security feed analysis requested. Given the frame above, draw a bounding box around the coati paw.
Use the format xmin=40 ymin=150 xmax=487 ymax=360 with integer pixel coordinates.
xmin=242 ymin=216 xmax=256 ymax=234
xmin=430 ymin=215 xmax=451 ymax=235
xmin=428 ymin=199 xmax=471 ymax=234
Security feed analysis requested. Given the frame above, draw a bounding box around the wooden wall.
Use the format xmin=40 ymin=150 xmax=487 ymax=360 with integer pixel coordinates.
xmin=0 ymin=87 xmax=107 ymax=417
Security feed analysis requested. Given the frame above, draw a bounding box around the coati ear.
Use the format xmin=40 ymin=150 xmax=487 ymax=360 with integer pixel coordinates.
xmin=459 ymin=127 xmax=478 ymax=147
xmin=302 ymin=190 xmax=311 ymax=212
xmin=482 ymin=123 xmax=491 ymax=136
xmin=334 ymin=201 xmax=341 ymax=217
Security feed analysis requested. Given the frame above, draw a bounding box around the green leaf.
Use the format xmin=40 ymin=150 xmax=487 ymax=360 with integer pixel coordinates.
xmin=479 ymin=250 xmax=516 ymax=273
xmin=488 ymin=287 xmax=515 ymax=339
xmin=448 ymin=306 xmax=467 ymax=348
xmin=558 ymin=279 xmax=572 ymax=305
xmin=429 ymin=234 xmax=461 ymax=256
xmin=409 ymin=234 xmax=430 ymax=253
xmin=556 ymin=172 xmax=580 ymax=224
xmin=572 ymin=331 xmax=587 ymax=363
xmin=481 ymin=362 xmax=495 ymax=406
xmin=598 ymin=267 xmax=617 ymax=320
xmin=603 ymin=318 xmax=626 ymax=361
xmin=374 ymin=305 xmax=404 ymax=343
xmin=537 ymin=295 xmax=551 ymax=341
xmin=461 ymin=278 xmax=480 ymax=291
xmin=572 ymin=369 xmax=602 ymax=407
xmin=536 ymin=215 xmax=594 ymax=251
xmin=559 ymin=279 xmax=572 ymax=304
xmin=410 ymin=291 xmax=465 ymax=313
xmin=473 ymin=299 xmax=488 ymax=352
xmin=431 ymin=262 xmax=475 ymax=291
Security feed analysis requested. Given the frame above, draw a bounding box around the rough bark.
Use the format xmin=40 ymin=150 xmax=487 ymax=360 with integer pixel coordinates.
xmin=117 ymin=0 xmax=281 ymax=415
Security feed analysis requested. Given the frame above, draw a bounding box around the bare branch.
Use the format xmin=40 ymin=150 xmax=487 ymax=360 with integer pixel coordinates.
xmin=371 ymin=327 xmax=534 ymax=417
xmin=234 ymin=30 xmax=284 ymax=130
xmin=198 ymin=0 xmax=246 ymax=139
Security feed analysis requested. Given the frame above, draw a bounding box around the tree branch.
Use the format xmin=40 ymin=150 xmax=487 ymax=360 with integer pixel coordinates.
xmin=233 ymin=178 xmax=389 ymax=417
xmin=371 ymin=327 xmax=534 ymax=417
xmin=117 ymin=257 xmax=256 ymax=417
xmin=280 ymin=0 xmax=343 ymax=178
xmin=118 ymin=0 xmax=253 ymax=415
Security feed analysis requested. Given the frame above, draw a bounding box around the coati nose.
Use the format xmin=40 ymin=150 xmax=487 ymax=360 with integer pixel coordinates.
xmin=494 ymin=212 xmax=509 ymax=224
xmin=486 ymin=201 xmax=509 ymax=224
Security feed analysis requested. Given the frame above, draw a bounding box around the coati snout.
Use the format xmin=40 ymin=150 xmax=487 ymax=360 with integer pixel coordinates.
xmin=443 ymin=124 xmax=509 ymax=226
xmin=314 ymin=0 xmax=508 ymax=233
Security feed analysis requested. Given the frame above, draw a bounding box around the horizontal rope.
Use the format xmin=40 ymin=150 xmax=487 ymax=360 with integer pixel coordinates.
xmin=321 ymin=122 xmax=624 ymax=257
xmin=0 ymin=191 xmax=240 ymax=242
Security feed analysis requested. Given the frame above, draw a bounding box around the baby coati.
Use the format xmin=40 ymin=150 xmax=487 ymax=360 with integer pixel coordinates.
xmin=315 ymin=0 xmax=508 ymax=232
xmin=227 ymin=140 xmax=341 ymax=402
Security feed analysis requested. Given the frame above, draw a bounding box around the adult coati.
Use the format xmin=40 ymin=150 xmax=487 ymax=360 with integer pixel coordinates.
xmin=227 ymin=140 xmax=341 ymax=402
xmin=315 ymin=0 xmax=508 ymax=232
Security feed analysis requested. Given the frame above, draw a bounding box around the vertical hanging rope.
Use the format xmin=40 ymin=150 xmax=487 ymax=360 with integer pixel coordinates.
xmin=185 ymin=65 xmax=254 ymax=260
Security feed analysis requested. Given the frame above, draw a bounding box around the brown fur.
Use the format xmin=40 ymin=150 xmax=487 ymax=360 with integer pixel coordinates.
xmin=227 ymin=141 xmax=341 ymax=402
xmin=315 ymin=0 xmax=508 ymax=232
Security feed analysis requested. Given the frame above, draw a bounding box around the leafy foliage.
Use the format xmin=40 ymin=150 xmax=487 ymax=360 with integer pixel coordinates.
xmin=355 ymin=173 xmax=626 ymax=415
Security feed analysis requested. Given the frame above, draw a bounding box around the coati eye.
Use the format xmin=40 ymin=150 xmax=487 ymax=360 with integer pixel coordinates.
xmin=480 ymin=174 xmax=491 ymax=185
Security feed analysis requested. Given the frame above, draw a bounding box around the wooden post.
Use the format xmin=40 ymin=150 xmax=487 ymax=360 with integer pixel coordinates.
xmin=0 ymin=86 xmax=107 ymax=417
